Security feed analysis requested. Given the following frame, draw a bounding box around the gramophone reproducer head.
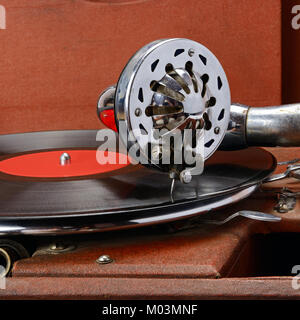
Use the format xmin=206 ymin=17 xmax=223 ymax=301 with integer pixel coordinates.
xmin=98 ymin=38 xmax=231 ymax=182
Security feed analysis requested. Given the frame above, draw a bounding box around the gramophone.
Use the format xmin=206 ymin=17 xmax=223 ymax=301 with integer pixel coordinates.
xmin=0 ymin=38 xmax=300 ymax=281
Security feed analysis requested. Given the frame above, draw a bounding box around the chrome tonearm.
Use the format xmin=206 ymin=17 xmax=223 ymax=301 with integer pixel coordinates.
xmin=221 ymin=103 xmax=300 ymax=150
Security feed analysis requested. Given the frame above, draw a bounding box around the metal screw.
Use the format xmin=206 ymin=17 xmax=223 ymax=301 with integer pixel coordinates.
xmin=188 ymin=48 xmax=195 ymax=57
xmin=180 ymin=170 xmax=192 ymax=184
xmin=214 ymin=127 xmax=220 ymax=134
xmin=135 ymin=108 xmax=142 ymax=117
xmin=96 ymin=254 xmax=113 ymax=265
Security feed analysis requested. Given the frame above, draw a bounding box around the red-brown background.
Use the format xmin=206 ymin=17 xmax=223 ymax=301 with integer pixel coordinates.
xmin=0 ymin=0 xmax=295 ymax=134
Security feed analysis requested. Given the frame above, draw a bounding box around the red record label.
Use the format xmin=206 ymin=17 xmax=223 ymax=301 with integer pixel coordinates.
xmin=0 ymin=150 xmax=130 ymax=178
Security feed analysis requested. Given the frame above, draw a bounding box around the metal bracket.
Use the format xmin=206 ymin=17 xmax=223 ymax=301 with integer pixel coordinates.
xmin=263 ymin=163 xmax=300 ymax=183
xmin=167 ymin=210 xmax=281 ymax=232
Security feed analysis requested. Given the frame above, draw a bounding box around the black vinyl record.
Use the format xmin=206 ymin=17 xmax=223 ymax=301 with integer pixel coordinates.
xmin=0 ymin=130 xmax=276 ymax=235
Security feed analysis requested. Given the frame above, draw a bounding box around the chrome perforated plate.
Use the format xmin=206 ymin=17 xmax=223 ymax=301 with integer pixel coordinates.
xmin=115 ymin=38 xmax=231 ymax=171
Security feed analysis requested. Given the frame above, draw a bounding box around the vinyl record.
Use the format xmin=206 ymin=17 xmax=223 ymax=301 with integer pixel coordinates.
xmin=0 ymin=130 xmax=276 ymax=235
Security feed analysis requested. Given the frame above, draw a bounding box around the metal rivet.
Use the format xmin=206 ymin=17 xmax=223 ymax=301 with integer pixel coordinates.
xmin=135 ymin=108 xmax=142 ymax=117
xmin=214 ymin=127 xmax=220 ymax=134
xmin=188 ymin=48 xmax=195 ymax=57
xmin=96 ymin=254 xmax=113 ymax=264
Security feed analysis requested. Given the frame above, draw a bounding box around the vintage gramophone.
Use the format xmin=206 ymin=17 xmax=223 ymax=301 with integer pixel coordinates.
xmin=1 ymin=38 xmax=300 ymax=296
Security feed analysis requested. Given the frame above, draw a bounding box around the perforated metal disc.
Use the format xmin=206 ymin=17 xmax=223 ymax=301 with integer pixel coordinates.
xmin=115 ymin=38 xmax=231 ymax=168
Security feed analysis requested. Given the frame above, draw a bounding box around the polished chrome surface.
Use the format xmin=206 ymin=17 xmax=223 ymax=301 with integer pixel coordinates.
xmin=98 ymin=39 xmax=300 ymax=179
xmin=263 ymin=163 xmax=300 ymax=183
xmin=199 ymin=210 xmax=281 ymax=225
xmin=247 ymin=103 xmax=300 ymax=147
xmin=60 ymin=152 xmax=71 ymax=166
xmin=98 ymin=39 xmax=300 ymax=183
xmin=96 ymin=255 xmax=113 ymax=264
xmin=114 ymin=38 xmax=231 ymax=176
xmin=220 ymin=103 xmax=249 ymax=150
xmin=238 ymin=211 xmax=281 ymax=222
xmin=97 ymin=85 xmax=116 ymax=119
xmin=220 ymin=103 xmax=300 ymax=150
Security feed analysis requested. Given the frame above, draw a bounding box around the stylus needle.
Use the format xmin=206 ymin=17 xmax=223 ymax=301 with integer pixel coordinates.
xmin=200 ymin=210 xmax=281 ymax=225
